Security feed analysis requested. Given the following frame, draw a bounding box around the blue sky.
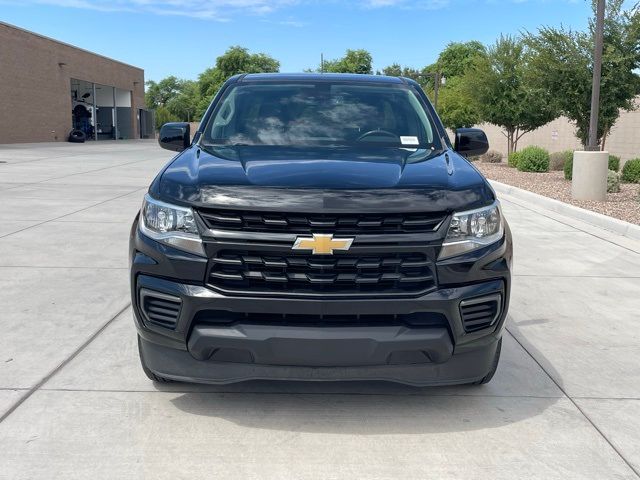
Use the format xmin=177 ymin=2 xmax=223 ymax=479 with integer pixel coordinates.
xmin=0 ymin=0 xmax=604 ymax=82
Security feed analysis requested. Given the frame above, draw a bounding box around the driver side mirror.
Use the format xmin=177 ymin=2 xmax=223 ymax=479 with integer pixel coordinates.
xmin=159 ymin=122 xmax=190 ymax=152
xmin=454 ymin=128 xmax=489 ymax=157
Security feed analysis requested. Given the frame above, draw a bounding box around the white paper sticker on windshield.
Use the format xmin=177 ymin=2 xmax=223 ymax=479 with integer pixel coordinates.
xmin=400 ymin=136 xmax=419 ymax=146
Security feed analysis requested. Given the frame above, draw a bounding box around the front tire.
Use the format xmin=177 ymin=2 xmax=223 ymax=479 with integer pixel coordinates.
xmin=137 ymin=335 xmax=172 ymax=383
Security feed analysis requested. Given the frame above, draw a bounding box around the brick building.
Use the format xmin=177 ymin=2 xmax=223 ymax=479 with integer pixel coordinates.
xmin=0 ymin=22 xmax=153 ymax=144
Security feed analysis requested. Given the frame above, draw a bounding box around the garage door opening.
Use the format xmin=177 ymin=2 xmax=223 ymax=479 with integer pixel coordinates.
xmin=70 ymin=78 xmax=95 ymax=140
xmin=71 ymin=78 xmax=134 ymax=140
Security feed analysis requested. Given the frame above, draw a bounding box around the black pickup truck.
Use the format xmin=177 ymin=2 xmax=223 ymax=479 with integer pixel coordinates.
xmin=130 ymin=73 xmax=512 ymax=386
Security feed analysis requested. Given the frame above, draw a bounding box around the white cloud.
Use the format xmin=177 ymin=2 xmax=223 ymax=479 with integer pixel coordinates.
xmin=363 ymin=0 xmax=449 ymax=8
xmin=3 ymin=0 xmax=300 ymax=20
xmin=3 ymin=0 xmax=453 ymax=19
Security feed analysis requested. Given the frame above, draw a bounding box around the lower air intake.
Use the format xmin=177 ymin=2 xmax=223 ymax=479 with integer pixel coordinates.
xmin=459 ymin=294 xmax=502 ymax=333
xmin=140 ymin=289 xmax=182 ymax=330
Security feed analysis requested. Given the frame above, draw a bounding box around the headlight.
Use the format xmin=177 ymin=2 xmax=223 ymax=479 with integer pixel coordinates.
xmin=439 ymin=201 xmax=504 ymax=259
xmin=139 ymin=194 xmax=204 ymax=256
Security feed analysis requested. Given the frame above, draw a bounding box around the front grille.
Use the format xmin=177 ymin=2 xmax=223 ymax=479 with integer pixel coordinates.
xmin=459 ymin=294 xmax=502 ymax=332
xmin=194 ymin=310 xmax=448 ymax=328
xmin=198 ymin=209 xmax=446 ymax=235
xmin=140 ymin=289 xmax=181 ymax=329
xmin=208 ymin=250 xmax=436 ymax=296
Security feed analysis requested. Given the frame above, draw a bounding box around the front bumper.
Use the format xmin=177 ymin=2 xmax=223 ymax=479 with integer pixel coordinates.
xmin=130 ymin=215 xmax=511 ymax=386
xmin=139 ymin=332 xmax=500 ymax=386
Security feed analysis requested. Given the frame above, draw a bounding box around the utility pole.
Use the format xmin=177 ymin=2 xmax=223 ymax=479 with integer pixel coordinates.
xmin=433 ymin=72 xmax=441 ymax=110
xmin=587 ymin=0 xmax=606 ymax=150
xmin=320 ymin=53 xmax=324 ymax=74
xmin=572 ymin=0 xmax=609 ymax=202
xmin=416 ymin=71 xmax=444 ymax=110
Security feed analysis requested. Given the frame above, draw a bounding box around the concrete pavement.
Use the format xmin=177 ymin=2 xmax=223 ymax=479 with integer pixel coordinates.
xmin=0 ymin=141 xmax=639 ymax=479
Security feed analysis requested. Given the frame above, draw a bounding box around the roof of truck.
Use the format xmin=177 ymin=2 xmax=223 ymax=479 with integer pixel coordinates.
xmin=239 ymin=73 xmax=406 ymax=84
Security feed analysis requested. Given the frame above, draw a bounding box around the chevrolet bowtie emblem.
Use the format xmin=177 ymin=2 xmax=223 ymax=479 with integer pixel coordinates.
xmin=292 ymin=233 xmax=354 ymax=255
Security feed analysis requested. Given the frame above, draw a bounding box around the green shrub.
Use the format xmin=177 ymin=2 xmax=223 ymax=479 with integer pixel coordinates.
xmin=550 ymin=151 xmax=572 ymax=171
xmin=621 ymin=158 xmax=640 ymax=183
xmin=517 ymin=146 xmax=550 ymax=172
xmin=608 ymin=155 xmax=620 ymax=172
xmin=481 ymin=150 xmax=503 ymax=163
xmin=607 ymin=170 xmax=621 ymax=193
xmin=467 ymin=155 xmax=480 ymax=162
xmin=508 ymin=151 xmax=521 ymax=168
xmin=564 ymin=156 xmax=574 ymax=180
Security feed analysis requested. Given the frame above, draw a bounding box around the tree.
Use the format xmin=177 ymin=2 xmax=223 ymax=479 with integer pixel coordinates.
xmin=378 ymin=63 xmax=423 ymax=84
xmin=432 ymin=41 xmax=487 ymax=79
xmin=466 ymin=35 xmax=559 ymax=153
xmin=423 ymin=41 xmax=488 ymax=128
xmin=526 ymin=0 xmax=640 ymax=147
xmin=197 ymin=46 xmax=280 ymax=116
xmin=321 ymin=49 xmax=373 ymax=74
xmin=145 ymin=76 xmax=201 ymax=126
xmin=421 ymin=41 xmax=487 ymax=90
xmin=437 ymin=77 xmax=481 ymax=129
xmin=377 ymin=43 xmax=486 ymax=129
xmin=145 ymin=76 xmax=183 ymax=110
xmin=145 ymin=76 xmax=201 ymax=124
xmin=145 ymin=46 xmax=280 ymax=124
xmin=154 ymin=105 xmax=177 ymax=130
xmin=166 ymin=80 xmax=200 ymax=122
xmin=380 ymin=63 xmax=402 ymax=77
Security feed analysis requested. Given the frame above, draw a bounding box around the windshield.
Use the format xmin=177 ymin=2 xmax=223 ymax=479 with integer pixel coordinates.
xmin=201 ymin=81 xmax=439 ymax=149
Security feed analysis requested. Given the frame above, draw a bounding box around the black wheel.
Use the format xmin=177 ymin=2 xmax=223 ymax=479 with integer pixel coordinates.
xmin=137 ymin=335 xmax=172 ymax=383
xmin=68 ymin=129 xmax=86 ymax=143
xmin=471 ymin=338 xmax=502 ymax=385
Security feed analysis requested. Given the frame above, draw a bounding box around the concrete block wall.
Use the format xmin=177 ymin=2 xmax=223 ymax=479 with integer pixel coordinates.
xmin=477 ymin=102 xmax=640 ymax=164
xmin=0 ymin=22 xmax=145 ymax=144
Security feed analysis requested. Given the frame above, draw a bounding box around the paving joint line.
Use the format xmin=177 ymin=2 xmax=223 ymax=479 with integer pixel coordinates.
xmin=506 ymin=327 xmax=640 ymax=478
xmin=0 ymin=146 xmax=156 ymax=167
xmin=570 ymin=396 xmax=640 ymax=401
xmin=501 ymin=197 xmax=640 ymax=255
xmin=46 ymin=220 xmax=133 ymax=224
xmin=0 ymin=183 xmax=150 ymax=191
xmin=0 ymin=155 xmax=160 ymax=189
xmin=0 ymin=152 xmax=101 ymax=166
xmin=0 ymin=303 xmax=131 ymax=424
xmin=0 ymin=187 xmax=146 ymax=239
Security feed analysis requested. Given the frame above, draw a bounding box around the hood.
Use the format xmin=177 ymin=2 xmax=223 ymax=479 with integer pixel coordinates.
xmin=153 ymin=145 xmax=493 ymax=213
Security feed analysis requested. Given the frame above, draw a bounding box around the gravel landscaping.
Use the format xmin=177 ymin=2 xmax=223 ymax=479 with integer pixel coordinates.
xmin=476 ymin=162 xmax=640 ymax=225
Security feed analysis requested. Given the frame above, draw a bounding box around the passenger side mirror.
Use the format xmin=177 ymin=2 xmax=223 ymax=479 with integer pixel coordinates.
xmin=454 ymin=128 xmax=489 ymax=157
xmin=158 ymin=122 xmax=190 ymax=152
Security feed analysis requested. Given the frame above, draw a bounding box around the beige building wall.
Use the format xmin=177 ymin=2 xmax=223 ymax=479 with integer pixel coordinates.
xmin=0 ymin=22 xmax=145 ymax=143
xmin=477 ymin=103 xmax=640 ymax=164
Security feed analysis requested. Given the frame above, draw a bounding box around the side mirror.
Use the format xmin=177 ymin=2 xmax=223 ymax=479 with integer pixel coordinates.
xmin=454 ymin=128 xmax=489 ymax=157
xmin=158 ymin=122 xmax=190 ymax=152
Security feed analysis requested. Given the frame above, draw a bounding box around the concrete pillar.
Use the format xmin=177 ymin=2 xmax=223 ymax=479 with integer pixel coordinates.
xmin=571 ymin=150 xmax=609 ymax=201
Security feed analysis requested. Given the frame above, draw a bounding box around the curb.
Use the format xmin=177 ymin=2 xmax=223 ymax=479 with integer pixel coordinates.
xmin=489 ymin=180 xmax=640 ymax=241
